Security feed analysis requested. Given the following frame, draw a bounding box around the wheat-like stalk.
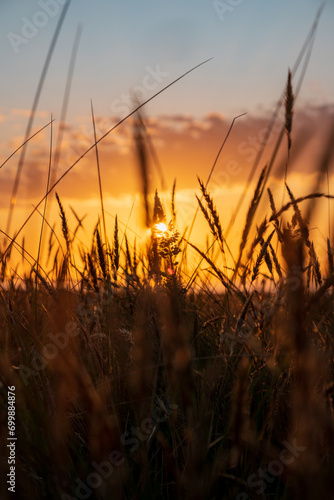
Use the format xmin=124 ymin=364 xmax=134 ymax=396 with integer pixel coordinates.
xmin=235 ymin=292 xmax=254 ymax=336
xmin=195 ymin=193 xmax=216 ymax=239
xmin=267 ymin=188 xmax=283 ymax=243
xmin=308 ymin=241 xmax=322 ymax=286
xmin=87 ymin=252 xmax=98 ymax=292
xmin=124 ymin=234 xmax=132 ymax=274
xmin=47 ymin=224 xmax=55 ymax=263
xmin=233 ymin=165 xmax=267 ymax=281
xmin=285 ymin=68 xmax=294 ymax=154
xmin=153 ymin=189 xmax=165 ymax=223
xmin=270 ymin=193 xmax=334 ymax=221
xmin=269 ymin=242 xmax=282 ymax=277
xmin=134 ymin=113 xmax=151 ymax=227
xmin=171 ymin=178 xmax=177 ymax=224
xmin=96 ymin=228 xmax=107 ymax=280
xmin=247 ymin=218 xmax=268 ymax=261
xmin=251 ymin=230 xmax=275 ymax=283
xmin=112 ymin=215 xmax=119 ymax=281
xmin=285 ymin=183 xmax=313 ymax=254
xmin=196 ymin=177 xmax=226 ymax=258
xmin=55 ymin=192 xmax=70 ymax=253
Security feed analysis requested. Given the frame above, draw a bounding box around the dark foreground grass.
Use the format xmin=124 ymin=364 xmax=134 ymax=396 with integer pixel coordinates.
xmin=1 ymin=167 xmax=334 ymax=500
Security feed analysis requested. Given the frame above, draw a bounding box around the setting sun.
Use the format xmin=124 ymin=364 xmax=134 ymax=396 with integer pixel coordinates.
xmin=155 ymin=222 xmax=168 ymax=234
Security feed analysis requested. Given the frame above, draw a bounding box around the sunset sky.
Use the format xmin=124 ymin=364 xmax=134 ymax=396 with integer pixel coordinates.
xmin=0 ymin=0 xmax=333 ymax=272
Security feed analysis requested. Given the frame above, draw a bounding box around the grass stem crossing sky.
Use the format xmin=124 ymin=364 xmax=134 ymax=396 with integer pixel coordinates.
xmin=0 ymin=0 xmax=333 ymax=262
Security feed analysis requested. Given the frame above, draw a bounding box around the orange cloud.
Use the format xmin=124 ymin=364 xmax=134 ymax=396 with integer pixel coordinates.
xmin=1 ymin=104 xmax=333 ymax=215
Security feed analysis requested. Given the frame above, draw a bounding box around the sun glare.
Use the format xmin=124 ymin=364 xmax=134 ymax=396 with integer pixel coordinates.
xmin=155 ymin=222 xmax=168 ymax=235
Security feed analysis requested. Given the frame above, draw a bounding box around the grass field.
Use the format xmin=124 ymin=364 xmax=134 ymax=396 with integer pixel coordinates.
xmin=1 ymin=19 xmax=334 ymax=500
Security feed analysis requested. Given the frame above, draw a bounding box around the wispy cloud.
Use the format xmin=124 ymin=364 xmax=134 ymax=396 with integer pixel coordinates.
xmin=10 ymin=109 xmax=49 ymax=118
xmin=1 ymin=104 xmax=332 ymax=212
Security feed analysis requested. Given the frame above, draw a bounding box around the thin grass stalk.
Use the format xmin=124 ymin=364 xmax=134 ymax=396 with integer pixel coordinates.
xmin=186 ymin=239 xmax=245 ymax=303
xmin=226 ymin=2 xmax=326 ymax=237
xmin=43 ymin=24 xmax=82 ymax=249
xmin=171 ymin=178 xmax=177 ymax=225
xmin=55 ymin=193 xmax=70 ymax=254
xmin=5 ymin=0 xmax=72 ymax=235
xmin=279 ymin=68 xmax=295 ymax=229
xmin=124 ymin=234 xmax=132 ymax=274
xmin=285 ymin=183 xmax=310 ymax=244
xmin=87 ymin=253 xmax=98 ymax=293
xmin=305 ymin=122 xmax=334 ymax=226
xmin=235 ymin=292 xmax=254 ymax=336
xmin=270 ymin=193 xmax=334 ymax=221
xmin=137 ymin=112 xmax=166 ymax=191
xmin=69 ymin=205 xmax=87 ymax=240
xmin=233 ymin=165 xmax=267 ymax=282
xmin=247 ymin=218 xmax=268 ymax=262
xmin=36 ymin=115 xmax=53 ymax=278
xmin=251 ymin=230 xmax=275 ymax=284
xmin=119 ymin=196 xmax=136 ymax=251
xmin=284 ymin=68 xmax=294 ymax=156
xmin=113 ymin=216 xmax=119 ymax=281
xmin=327 ymin=159 xmax=331 ymax=245
xmin=34 ymin=206 xmax=65 ymax=260
xmin=327 ymin=238 xmax=334 ymax=275
xmin=0 ymin=120 xmax=54 ymax=171
xmin=91 ymin=99 xmax=107 ymax=246
xmin=1 ymin=58 xmax=213 ymax=263
xmin=197 ymin=177 xmax=225 ymax=253
xmin=269 ymin=242 xmax=282 ymax=278
xmin=134 ymin=113 xmax=151 ymax=228
xmin=96 ymin=229 xmax=107 ymax=280
xmin=0 ymin=229 xmax=51 ymax=286
xmin=187 ymin=113 xmax=246 ymax=242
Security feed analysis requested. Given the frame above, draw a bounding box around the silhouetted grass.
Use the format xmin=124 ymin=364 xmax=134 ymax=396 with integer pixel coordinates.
xmin=1 ymin=24 xmax=334 ymax=500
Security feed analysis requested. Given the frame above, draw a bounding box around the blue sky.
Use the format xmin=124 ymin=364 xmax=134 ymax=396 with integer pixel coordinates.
xmin=0 ymin=0 xmax=333 ymax=124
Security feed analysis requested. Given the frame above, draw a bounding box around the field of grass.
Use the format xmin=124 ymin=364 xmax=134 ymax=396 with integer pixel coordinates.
xmin=1 ymin=17 xmax=334 ymax=500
